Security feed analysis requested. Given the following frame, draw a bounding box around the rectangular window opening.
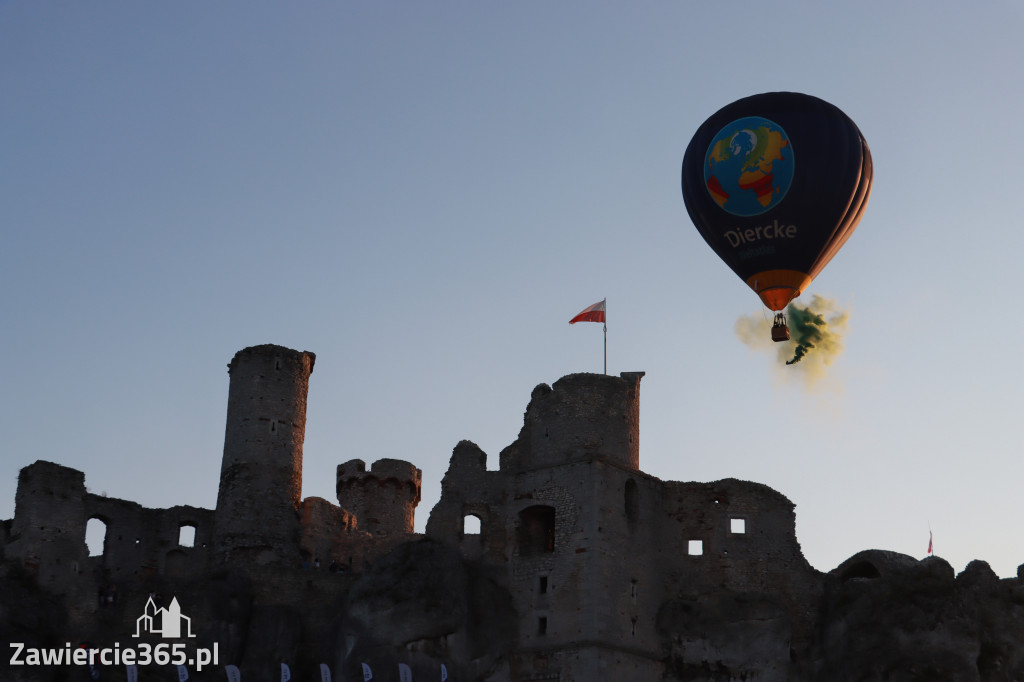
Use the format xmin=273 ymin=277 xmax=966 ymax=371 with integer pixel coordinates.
xmin=688 ymin=539 xmax=703 ymax=556
xmin=537 ymin=617 xmax=547 ymax=635
xmin=178 ymin=525 xmax=196 ymax=548
xmin=730 ymin=517 xmax=746 ymax=534
xmin=539 ymin=576 xmax=548 ymax=594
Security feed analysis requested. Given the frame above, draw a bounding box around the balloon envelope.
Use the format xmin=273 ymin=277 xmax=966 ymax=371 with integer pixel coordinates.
xmin=681 ymin=92 xmax=872 ymax=310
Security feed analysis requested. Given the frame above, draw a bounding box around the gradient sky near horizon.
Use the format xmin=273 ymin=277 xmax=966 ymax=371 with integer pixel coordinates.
xmin=2 ymin=3 xmax=1022 ymax=578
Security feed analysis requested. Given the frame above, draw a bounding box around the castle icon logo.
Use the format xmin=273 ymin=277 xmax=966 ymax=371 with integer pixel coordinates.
xmin=133 ymin=596 xmax=196 ymax=638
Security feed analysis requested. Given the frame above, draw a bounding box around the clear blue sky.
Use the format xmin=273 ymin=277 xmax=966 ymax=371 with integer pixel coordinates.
xmin=2 ymin=2 xmax=1022 ymax=577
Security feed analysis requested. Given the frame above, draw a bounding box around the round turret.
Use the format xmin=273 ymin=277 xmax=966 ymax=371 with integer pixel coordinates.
xmin=336 ymin=459 xmax=421 ymax=536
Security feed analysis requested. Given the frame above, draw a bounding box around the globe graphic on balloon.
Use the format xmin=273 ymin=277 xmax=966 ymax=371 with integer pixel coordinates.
xmin=704 ymin=116 xmax=794 ymax=217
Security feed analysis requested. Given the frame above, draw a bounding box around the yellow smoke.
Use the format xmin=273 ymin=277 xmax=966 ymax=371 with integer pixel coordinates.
xmin=734 ymin=295 xmax=849 ymax=387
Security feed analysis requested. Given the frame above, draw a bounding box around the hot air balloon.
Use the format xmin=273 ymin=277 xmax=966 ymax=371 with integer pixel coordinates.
xmin=681 ymin=92 xmax=872 ymax=341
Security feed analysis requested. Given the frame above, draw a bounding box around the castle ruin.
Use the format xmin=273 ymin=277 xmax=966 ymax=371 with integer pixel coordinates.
xmin=2 ymin=344 xmax=1022 ymax=682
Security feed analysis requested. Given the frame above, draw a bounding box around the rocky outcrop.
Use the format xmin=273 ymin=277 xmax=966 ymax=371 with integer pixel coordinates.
xmin=658 ymin=591 xmax=794 ymax=681
xmin=3 ymin=541 xmax=1023 ymax=681
xmin=813 ymin=551 xmax=1024 ymax=681
xmin=337 ymin=538 xmax=517 ymax=681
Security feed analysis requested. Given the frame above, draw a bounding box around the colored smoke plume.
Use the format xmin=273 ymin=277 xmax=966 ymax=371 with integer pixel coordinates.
xmin=786 ymin=304 xmax=826 ymax=365
xmin=734 ymin=295 xmax=849 ymax=385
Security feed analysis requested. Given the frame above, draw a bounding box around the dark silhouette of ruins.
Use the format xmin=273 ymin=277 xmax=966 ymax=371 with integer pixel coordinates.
xmin=2 ymin=344 xmax=1022 ymax=681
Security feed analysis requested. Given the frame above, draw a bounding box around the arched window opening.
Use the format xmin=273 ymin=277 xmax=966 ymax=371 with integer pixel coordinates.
xmin=86 ymin=518 xmax=108 ymax=557
xmin=178 ymin=524 xmax=196 ymax=548
xmin=624 ymin=479 xmax=639 ymax=526
xmin=518 ymin=505 xmax=555 ymax=556
xmin=463 ymin=514 xmax=481 ymax=536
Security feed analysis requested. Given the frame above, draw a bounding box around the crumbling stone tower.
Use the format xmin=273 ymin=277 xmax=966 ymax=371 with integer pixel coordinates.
xmin=213 ymin=344 xmax=315 ymax=563
xmin=336 ymin=459 xmax=422 ymax=536
xmin=428 ymin=371 xmax=824 ymax=680
xmin=429 ymin=372 xmax=654 ymax=678
xmin=499 ymin=370 xmax=644 ymax=472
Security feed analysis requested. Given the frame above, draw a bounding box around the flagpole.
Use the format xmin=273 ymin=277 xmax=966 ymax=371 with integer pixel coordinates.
xmin=603 ymin=321 xmax=607 ymax=375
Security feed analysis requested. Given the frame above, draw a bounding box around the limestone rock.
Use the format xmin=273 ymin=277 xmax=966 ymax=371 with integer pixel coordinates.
xmin=813 ymin=552 xmax=1024 ymax=681
xmin=658 ymin=591 xmax=793 ymax=681
xmin=340 ymin=538 xmax=516 ymax=681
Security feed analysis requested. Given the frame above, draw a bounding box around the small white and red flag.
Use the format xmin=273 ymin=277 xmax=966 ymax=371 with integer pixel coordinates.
xmin=927 ymin=530 xmax=933 ymax=555
xmin=569 ymin=299 xmax=606 ymax=324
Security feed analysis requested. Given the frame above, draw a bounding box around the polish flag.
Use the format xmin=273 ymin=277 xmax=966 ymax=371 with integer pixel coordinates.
xmin=927 ymin=531 xmax=933 ymax=555
xmin=569 ymin=299 xmax=606 ymax=324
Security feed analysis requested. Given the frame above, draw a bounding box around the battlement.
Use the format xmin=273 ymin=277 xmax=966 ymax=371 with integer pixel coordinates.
xmin=338 ymin=458 xmax=422 ymax=485
xmin=337 ymin=459 xmax=422 ymax=536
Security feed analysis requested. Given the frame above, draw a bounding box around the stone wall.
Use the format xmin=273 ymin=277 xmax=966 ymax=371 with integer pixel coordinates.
xmin=82 ymin=495 xmax=213 ymax=581
xmin=298 ymin=496 xmax=354 ymax=566
xmin=656 ymin=479 xmax=822 ymax=679
xmin=425 ymin=440 xmax=508 ymax=563
xmin=3 ymin=346 xmax=1022 ymax=682
xmin=3 ymin=461 xmax=215 ymax=595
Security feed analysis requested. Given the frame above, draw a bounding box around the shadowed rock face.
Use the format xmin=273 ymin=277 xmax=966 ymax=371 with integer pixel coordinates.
xmin=0 ymin=563 xmax=69 ymax=682
xmin=653 ymin=551 xmax=1024 ymax=682
xmin=2 ymin=542 xmax=1023 ymax=682
xmin=658 ymin=591 xmax=794 ymax=681
xmin=337 ymin=539 xmax=517 ymax=682
xmin=813 ymin=552 xmax=1024 ymax=682
xmin=198 ymin=569 xmax=254 ymax=666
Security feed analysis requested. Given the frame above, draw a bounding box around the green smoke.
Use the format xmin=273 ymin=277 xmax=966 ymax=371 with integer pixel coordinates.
xmin=785 ymin=304 xmax=829 ymax=365
xmin=734 ymin=295 xmax=849 ymax=387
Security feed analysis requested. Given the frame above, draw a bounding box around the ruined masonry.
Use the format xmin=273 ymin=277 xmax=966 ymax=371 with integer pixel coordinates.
xmin=2 ymin=344 xmax=1023 ymax=682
